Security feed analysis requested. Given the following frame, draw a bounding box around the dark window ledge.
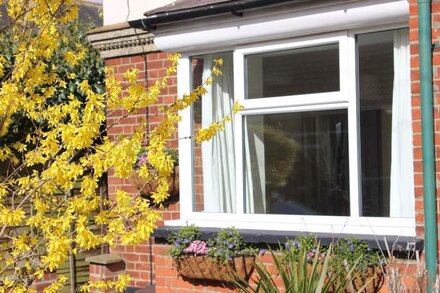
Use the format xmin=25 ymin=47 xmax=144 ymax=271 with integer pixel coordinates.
xmin=124 ymin=286 xmax=155 ymax=293
xmin=152 ymin=226 xmax=423 ymax=253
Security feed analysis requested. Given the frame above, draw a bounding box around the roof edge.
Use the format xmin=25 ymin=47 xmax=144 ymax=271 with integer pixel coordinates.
xmin=87 ymin=22 xmax=157 ymax=59
xmin=88 ymin=22 xmax=131 ymax=34
xmin=130 ymin=0 xmax=305 ymax=29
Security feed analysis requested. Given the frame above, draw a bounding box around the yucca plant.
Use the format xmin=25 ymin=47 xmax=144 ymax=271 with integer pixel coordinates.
xmin=234 ymin=244 xmax=370 ymax=293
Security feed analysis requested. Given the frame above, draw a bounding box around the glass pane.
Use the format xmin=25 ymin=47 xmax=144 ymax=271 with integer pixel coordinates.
xmin=359 ymin=31 xmax=394 ymax=217
xmin=246 ymin=43 xmax=339 ymax=99
xmin=192 ymin=52 xmax=235 ymax=213
xmin=244 ymin=110 xmax=349 ymax=216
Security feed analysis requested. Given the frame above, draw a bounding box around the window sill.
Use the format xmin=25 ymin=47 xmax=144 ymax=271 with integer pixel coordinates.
xmin=152 ymin=226 xmax=423 ymax=253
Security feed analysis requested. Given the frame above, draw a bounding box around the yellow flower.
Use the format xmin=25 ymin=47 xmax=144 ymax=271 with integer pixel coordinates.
xmin=0 ymin=0 xmax=235 ymax=285
xmin=0 ymin=207 xmax=25 ymax=226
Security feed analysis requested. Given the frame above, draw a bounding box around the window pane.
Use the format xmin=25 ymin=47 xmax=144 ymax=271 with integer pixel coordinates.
xmin=359 ymin=31 xmax=394 ymax=217
xmin=244 ymin=110 xmax=349 ymax=216
xmin=192 ymin=52 xmax=235 ymax=213
xmin=246 ymin=43 xmax=339 ymax=99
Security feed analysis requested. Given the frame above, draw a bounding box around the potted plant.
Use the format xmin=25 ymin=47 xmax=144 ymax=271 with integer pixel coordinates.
xmin=333 ymin=238 xmax=384 ymax=293
xmin=234 ymin=243 xmax=358 ymax=293
xmin=168 ymin=225 xmax=257 ymax=282
xmin=283 ymin=235 xmax=384 ymax=293
xmin=129 ymin=146 xmax=179 ymax=198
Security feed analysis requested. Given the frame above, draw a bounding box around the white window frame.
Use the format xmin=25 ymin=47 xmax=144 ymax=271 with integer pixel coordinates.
xmin=174 ymin=27 xmax=415 ymax=237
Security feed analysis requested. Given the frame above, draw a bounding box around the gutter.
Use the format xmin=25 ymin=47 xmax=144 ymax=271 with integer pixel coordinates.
xmin=128 ymin=0 xmax=305 ymax=29
xmin=418 ymin=0 xmax=438 ymax=285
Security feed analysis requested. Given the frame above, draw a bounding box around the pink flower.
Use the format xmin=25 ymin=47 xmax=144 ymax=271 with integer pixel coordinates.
xmin=136 ymin=155 xmax=149 ymax=167
xmin=183 ymin=240 xmax=208 ymax=255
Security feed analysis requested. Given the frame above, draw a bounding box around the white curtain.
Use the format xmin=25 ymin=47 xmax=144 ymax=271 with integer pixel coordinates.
xmin=390 ymin=29 xmax=415 ymax=217
xmin=201 ymin=53 xmax=236 ymax=213
xmin=244 ymin=117 xmax=266 ymax=213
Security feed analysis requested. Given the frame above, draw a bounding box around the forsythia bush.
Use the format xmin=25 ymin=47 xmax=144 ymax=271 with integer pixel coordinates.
xmin=0 ymin=1 xmax=241 ymax=292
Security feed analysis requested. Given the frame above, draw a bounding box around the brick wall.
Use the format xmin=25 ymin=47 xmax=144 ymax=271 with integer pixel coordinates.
xmin=429 ymin=1 xmax=440 ymax=251
xmin=409 ymin=0 xmax=424 ymax=239
xmin=152 ymin=242 xmax=420 ymax=293
xmin=30 ymin=272 xmax=58 ymax=292
xmin=100 ymin=1 xmax=434 ymax=291
xmin=192 ymin=58 xmax=206 ymax=212
xmin=89 ymin=261 xmax=126 ymax=293
xmin=105 ymin=52 xmax=179 ymax=288
xmin=408 ymin=1 xmax=440 ymax=244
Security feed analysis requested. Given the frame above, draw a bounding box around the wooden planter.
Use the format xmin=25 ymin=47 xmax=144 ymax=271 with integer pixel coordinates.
xmin=129 ymin=166 xmax=179 ymax=198
xmin=303 ymin=263 xmax=383 ymax=293
xmin=326 ymin=265 xmax=384 ymax=293
xmin=348 ymin=265 xmax=384 ymax=293
xmin=173 ymin=255 xmax=255 ymax=282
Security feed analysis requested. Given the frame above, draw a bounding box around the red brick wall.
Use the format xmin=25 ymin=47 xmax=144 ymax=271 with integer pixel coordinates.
xmin=152 ymin=242 xmax=420 ymax=293
xmin=101 ymin=1 xmax=434 ymax=290
xmin=89 ymin=261 xmax=126 ymax=293
xmin=430 ymin=0 xmax=440 ymax=251
xmin=105 ymin=52 xmax=179 ymax=288
xmin=408 ymin=1 xmax=440 ymax=243
xmin=192 ymin=58 xmax=205 ymax=212
xmin=409 ymin=0 xmax=424 ymax=240
xmin=30 ymin=272 xmax=58 ymax=292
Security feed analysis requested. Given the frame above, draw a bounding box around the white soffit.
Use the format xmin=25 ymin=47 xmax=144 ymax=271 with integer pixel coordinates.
xmin=153 ymin=0 xmax=409 ymax=52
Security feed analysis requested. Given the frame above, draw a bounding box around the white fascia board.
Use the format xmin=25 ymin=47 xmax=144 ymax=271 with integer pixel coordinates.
xmin=153 ymin=0 xmax=409 ymax=52
xmin=165 ymin=216 xmax=416 ymax=237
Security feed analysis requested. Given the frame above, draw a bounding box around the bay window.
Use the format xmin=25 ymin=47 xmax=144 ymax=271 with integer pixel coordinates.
xmin=176 ymin=28 xmax=414 ymax=236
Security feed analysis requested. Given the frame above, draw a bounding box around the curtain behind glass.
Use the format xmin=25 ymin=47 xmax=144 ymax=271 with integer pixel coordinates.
xmin=244 ymin=117 xmax=266 ymax=213
xmin=359 ymin=29 xmax=414 ymax=217
xmin=201 ymin=53 xmax=236 ymax=213
xmin=244 ymin=111 xmax=349 ymax=215
xmin=389 ymin=29 xmax=414 ymax=217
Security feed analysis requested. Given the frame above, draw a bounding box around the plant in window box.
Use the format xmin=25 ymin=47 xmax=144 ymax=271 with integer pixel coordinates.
xmin=332 ymin=238 xmax=384 ymax=293
xmin=129 ymin=146 xmax=179 ymax=198
xmin=168 ymin=226 xmax=257 ymax=282
xmin=283 ymin=236 xmax=383 ymax=293
xmin=234 ymin=244 xmax=359 ymax=293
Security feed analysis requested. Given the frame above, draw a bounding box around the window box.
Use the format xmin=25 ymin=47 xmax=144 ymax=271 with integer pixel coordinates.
xmin=350 ymin=265 xmax=384 ymax=293
xmin=173 ymin=254 xmax=255 ymax=282
xmin=129 ymin=166 xmax=179 ymax=198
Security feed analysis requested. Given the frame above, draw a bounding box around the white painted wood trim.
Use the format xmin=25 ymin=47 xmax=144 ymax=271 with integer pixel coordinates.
xmin=165 ymin=216 xmax=416 ymax=237
xmin=177 ymin=56 xmax=193 ymax=219
xmin=154 ymin=1 xmax=409 ymax=52
xmin=234 ymin=50 xmax=245 ymax=214
xmin=240 ymin=103 xmax=348 ymax=116
xmin=173 ymin=5 xmax=415 ymax=237
xmin=235 ymin=33 xmax=345 ymax=55
xmin=347 ymin=33 xmax=361 ymax=218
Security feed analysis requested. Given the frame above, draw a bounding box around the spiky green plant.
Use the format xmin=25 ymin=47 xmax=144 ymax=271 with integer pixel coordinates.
xmin=234 ymin=244 xmax=370 ymax=293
